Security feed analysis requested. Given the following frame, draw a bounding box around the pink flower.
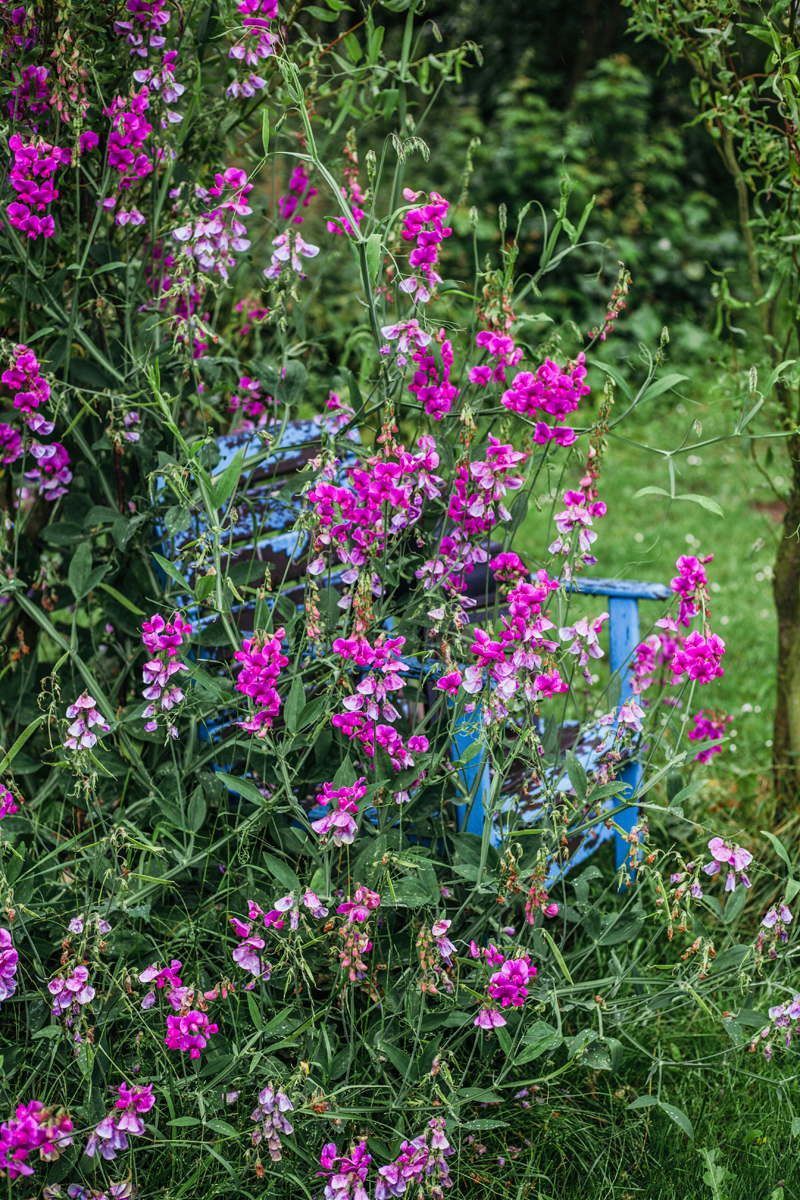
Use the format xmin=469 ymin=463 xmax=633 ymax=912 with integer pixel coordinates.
xmin=164 ymin=1010 xmax=218 ymax=1059
xmin=703 ymin=837 xmax=753 ymax=891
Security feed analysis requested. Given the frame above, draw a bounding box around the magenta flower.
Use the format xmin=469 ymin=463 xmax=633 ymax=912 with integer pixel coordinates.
xmin=0 ymin=1100 xmax=73 ymax=1179
xmin=488 ymin=956 xmax=535 ymax=1008
xmin=0 ymin=928 xmax=18 ymax=1004
xmin=0 ymin=788 xmax=18 ymax=820
xmin=84 ymin=1081 xmax=153 ymax=1161
xmin=337 ymin=883 xmax=381 ymax=924
xmin=165 ymin=1010 xmax=218 ymax=1059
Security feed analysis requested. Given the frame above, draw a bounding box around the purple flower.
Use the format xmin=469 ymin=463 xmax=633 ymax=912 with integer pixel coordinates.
xmin=0 ymin=928 xmax=18 ymax=1003
xmin=48 ymin=966 xmax=95 ymax=1017
xmin=250 ymin=1084 xmax=293 ymax=1161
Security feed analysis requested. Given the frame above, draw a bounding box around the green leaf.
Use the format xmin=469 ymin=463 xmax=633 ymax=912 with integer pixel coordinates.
xmin=212 ymin=449 xmax=244 ymax=511
xmin=786 ymin=876 xmax=800 ymax=905
xmin=215 ymin=772 xmax=270 ymax=807
xmin=246 ymin=991 xmax=263 ymax=1031
xmin=640 ymin=373 xmax=689 ymax=402
xmin=205 ymin=1119 xmax=239 ymax=1137
xmin=515 ymin=1023 xmax=562 ymax=1066
xmin=195 ymin=575 xmax=216 ymax=603
xmin=187 ymin=786 xmax=207 ymax=833
xmin=98 ymin=583 xmax=146 ymax=615
xmin=633 ymin=485 xmax=671 ymax=500
xmin=627 ymin=1094 xmax=659 ymax=1110
xmin=304 ymin=4 xmax=339 ymax=18
xmin=761 ymin=829 xmax=793 ymax=869
xmin=262 ymin=851 xmax=301 ymax=892
xmin=792 ymin=1116 xmax=800 ymax=1138
xmin=0 ymin=715 xmax=44 ymax=774
xmin=168 ymin=1116 xmax=202 ymax=1127
xmin=68 ymin=542 xmax=93 ymax=600
xmin=698 ymin=1147 xmax=732 ymax=1198
xmin=565 ymin=749 xmax=587 ymax=800
xmin=505 ymin=489 xmax=529 ymax=535
xmin=284 ymin=675 xmax=306 ymax=733
xmin=541 ymin=928 xmax=573 ymax=984
xmin=676 ymin=493 xmax=724 ymax=517
xmin=381 ymin=1042 xmax=412 ymax=1076
xmin=365 ymin=233 xmax=382 ymax=283
xmin=153 ymin=552 xmax=191 ymax=592
xmin=588 ymin=359 xmax=633 ymax=402
xmin=261 ymin=107 xmax=270 ymax=154
xmin=660 ymin=1101 xmax=694 ymax=1141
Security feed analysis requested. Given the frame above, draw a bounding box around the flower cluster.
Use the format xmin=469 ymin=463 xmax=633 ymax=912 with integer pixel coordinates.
xmin=25 ymin=442 xmax=72 ymax=500
xmin=501 ymin=352 xmax=589 ymax=447
xmin=670 ymin=553 xmax=712 ymax=626
xmin=233 ymin=628 xmax=288 ymax=734
xmin=311 ymin=777 xmax=367 ymax=846
xmin=165 ymin=1010 xmax=218 ymax=1059
xmin=7 ymin=134 xmax=72 ymax=241
xmin=263 ymin=229 xmax=320 ymax=281
xmin=0 ymin=1100 xmax=73 ymax=1180
xmin=64 ymin=693 xmax=109 ymax=752
xmin=2 ymin=343 xmax=53 ymax=434
xmin=250 ymin=1085 xmax=294 ymax=1162
xmin=670 ymin=629 xmax=725 ymax=685
xmin=702 ymin=837 xmax=753 ymax=892
xmin=8 ymin=63 xmax=50 ymax=126
xmin=228 ymin=918 xmax=270 ymax=980
xmin=688 ymin=709 xmax=732 ymax=762
xmin=376 ymin=1118 xmax=454 ymax=1198
xmin=48 ymin=966 xmax=95 ymax=1022
xmin=416 ymin=918 xmax=457 ymax=994
xmin=229 ymin=0 xmax=279 ymax=66
xmin=0 ymin=424 xmax=21 ymax=465
xmin=102 ymin=88 xmax=154 ymax=205
xmin=319 ymin=1140 xmax=372 ymax=1200
xmin=407 ymin=335 xmax=461 ymax=420
xmin=417 ymin=437 xmax=527 ymax=594
xmin=264 ymin=889 xmax=328 ymax=930
xmin=752 ymin=994 xmax=800 ymax=1061
xmin=399 ymin=188 xmax=452 ymax=303
xmin=319 ymin=1120 xmax=454 ymax=1200
xmin=173 ymin=169 xmax=253 ymax=281
xmin=139 ymin=958 xmax=183 ymax=1009
xmin=757 ymin=900 xmax=793 ymax=963
xmin=442 ymin=567 xmax=562 ymax=722
xmin=141 ymin=612 xmax=192 ymax=737
xmin=228 ymin=375 xmax=272 ymax=422
xmin=115 ymin=0 xmax=171 ymax=57
xmin=307 ymin=435 xmax=443 ymax=582
xmin=84 ymin=1083 xmax=155 ymax=1162
xmin=548 ymin=488 xmax=607 ymax=564
xmin=0 ymin=929 xmax=18 ymax=1004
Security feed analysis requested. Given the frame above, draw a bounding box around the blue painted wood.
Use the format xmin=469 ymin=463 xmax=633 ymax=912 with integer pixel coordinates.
xmin=607 ymin=594 xmax=643 ymax=874
xmin=452 ymin=708 xmax=493 ymax=836
xmin=570 ymin=578 xmax=671 ymax=602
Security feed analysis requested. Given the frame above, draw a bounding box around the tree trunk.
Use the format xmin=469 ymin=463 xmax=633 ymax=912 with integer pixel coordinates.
xmin=772 ymin=438 xmax=800 ymax=801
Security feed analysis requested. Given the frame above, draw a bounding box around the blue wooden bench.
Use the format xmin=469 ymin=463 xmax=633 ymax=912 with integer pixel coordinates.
xmin=453 ymin=577 xmax=670 ymax=878
xmin=159 ymin=421 xmax=671 ymax=877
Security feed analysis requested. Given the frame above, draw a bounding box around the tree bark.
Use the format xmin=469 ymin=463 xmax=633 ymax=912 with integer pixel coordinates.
xmin=772 ymin=436 xmax=800 ymax=800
